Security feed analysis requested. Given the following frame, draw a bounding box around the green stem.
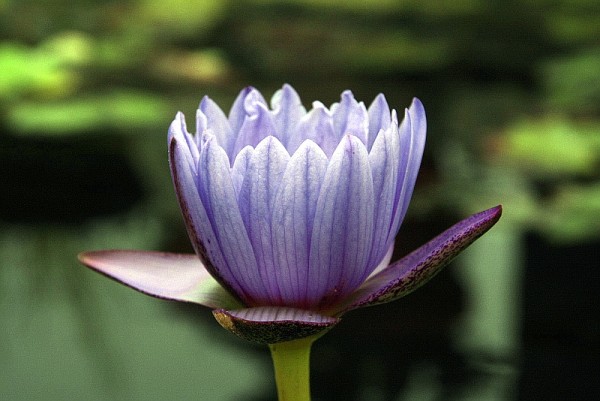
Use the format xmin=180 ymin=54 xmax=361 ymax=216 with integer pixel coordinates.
xmin=269 ymin=335 xmax=317 ymax=401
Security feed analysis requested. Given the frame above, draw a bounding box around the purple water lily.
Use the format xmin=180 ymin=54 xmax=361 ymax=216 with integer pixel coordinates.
xmin=79 ymin=84 xmax=501 ymax=344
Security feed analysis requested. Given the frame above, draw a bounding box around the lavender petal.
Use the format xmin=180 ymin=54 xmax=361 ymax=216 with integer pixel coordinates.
xmin=367 ymin=93 xmax=391 ymax=151
xmin=270 ymin=84 xmax=307 ymax=147
xmin=197 ymin=137 xmax=266 ymax=304
xmin=308 ymin=135 xmax=375 ymax=308
xmin=199 ymin=96 xmax=235 ymax=157
xmin=271 ymin=140 xmax=328 ymax=306
xmin=238 ymin=136 xmax=290 ymax=303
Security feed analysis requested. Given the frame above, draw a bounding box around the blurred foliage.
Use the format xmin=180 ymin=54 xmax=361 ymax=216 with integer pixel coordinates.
xmin=7 ymin=90 xmax=169 ymax=135
xmin=541 ymin=49 xmax=600 ymax=113
xmin=1 ymin=0 xmax=599 ymax=399
xmin=500 ymin=118 xmax=599 ymax=177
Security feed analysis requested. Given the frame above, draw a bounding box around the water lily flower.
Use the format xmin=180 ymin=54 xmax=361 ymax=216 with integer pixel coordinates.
xmin=79 ymin=84 xmax=501 ymax=401
xmin=79 ymin=84 xmax=501 ymax=344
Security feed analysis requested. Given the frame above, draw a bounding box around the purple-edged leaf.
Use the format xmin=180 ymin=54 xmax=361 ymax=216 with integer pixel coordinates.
xmin=336 ymin=205 xmax=502 ymax=315
xmin=78 ymin=250 xmax=243 ymax=310
xmin=212 ymin=306 xmax=340 ymax=344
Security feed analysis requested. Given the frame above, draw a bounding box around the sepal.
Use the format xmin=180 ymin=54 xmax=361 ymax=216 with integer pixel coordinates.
xmin=78 ymin=250 xmax=243 ymax=310
xmin=213 ymin=307 xmax=340 ymax=344
xmin=336 ymin=205 xmax=502 ymax=314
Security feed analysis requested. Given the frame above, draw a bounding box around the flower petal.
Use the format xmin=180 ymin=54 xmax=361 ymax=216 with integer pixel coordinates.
xmin=198 ymin=96 xmax=235 ymax=156
xmin=271 ymin=140 xmax=328 ymax=306
xmin=238 ymin=137 xmax=291 ymax=303
xmin=231 ymin=102 xmax=278 ymax=160
xmin=230 ymin=145 xmax=254 ymax=198
xmin=367 ymin=123 xmax=400 ymax=269
xmin=197 ymin=137 xmax=266 ymax=304
xmin=213 ymin=306 xmax=339 ymax=344
xmin=270 ymin=84 xmax=307 ymax=147
xmin=367 ymin=93 xmax=391 ymax=151
xmin=367 ymin=243 xmax=395 ymax=279
xmin=169 ymin=112 xmax=199 ymax=166
xmin=308 ymin=135 xmax=375 ymax=308
xmin=169 ymin=133 xmax=240 ymax=299
xmin=228 ymin=87 xmax=267 ymax=135
xmin=337 ymin=205 xmax=503 ymax=314
xmin=287 ymin=103 xmax=338 ymax=157
xmin=388 ymin=99 xmax=427 ymax=244
xmin=78 ymin=250 xmax=242 ymax=309
xmin=332 ymin=90 xmax=369 ymax=146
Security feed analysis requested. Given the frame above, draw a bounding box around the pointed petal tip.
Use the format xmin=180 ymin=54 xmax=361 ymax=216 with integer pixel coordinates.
xmin=341 ymin=89 xmax=354 ymax=98
xmin=168 ymin=113 xmax=184 ymax=137
xmin=470 ymin=204 xmax=503 ymax=227
xmin=411 ymin=97 xmax=423 ymax=107
xmin=198 ymin=94 xmax=210 ymax=108
xmin=374 ymin=92 xmax=387 ymax=102
xmin=408 ymin=97 xmax=425 ymax=119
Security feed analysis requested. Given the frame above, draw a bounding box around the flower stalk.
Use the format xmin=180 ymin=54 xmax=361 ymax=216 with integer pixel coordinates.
xmin=269 ymin=335 xmax=318 ymax=401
